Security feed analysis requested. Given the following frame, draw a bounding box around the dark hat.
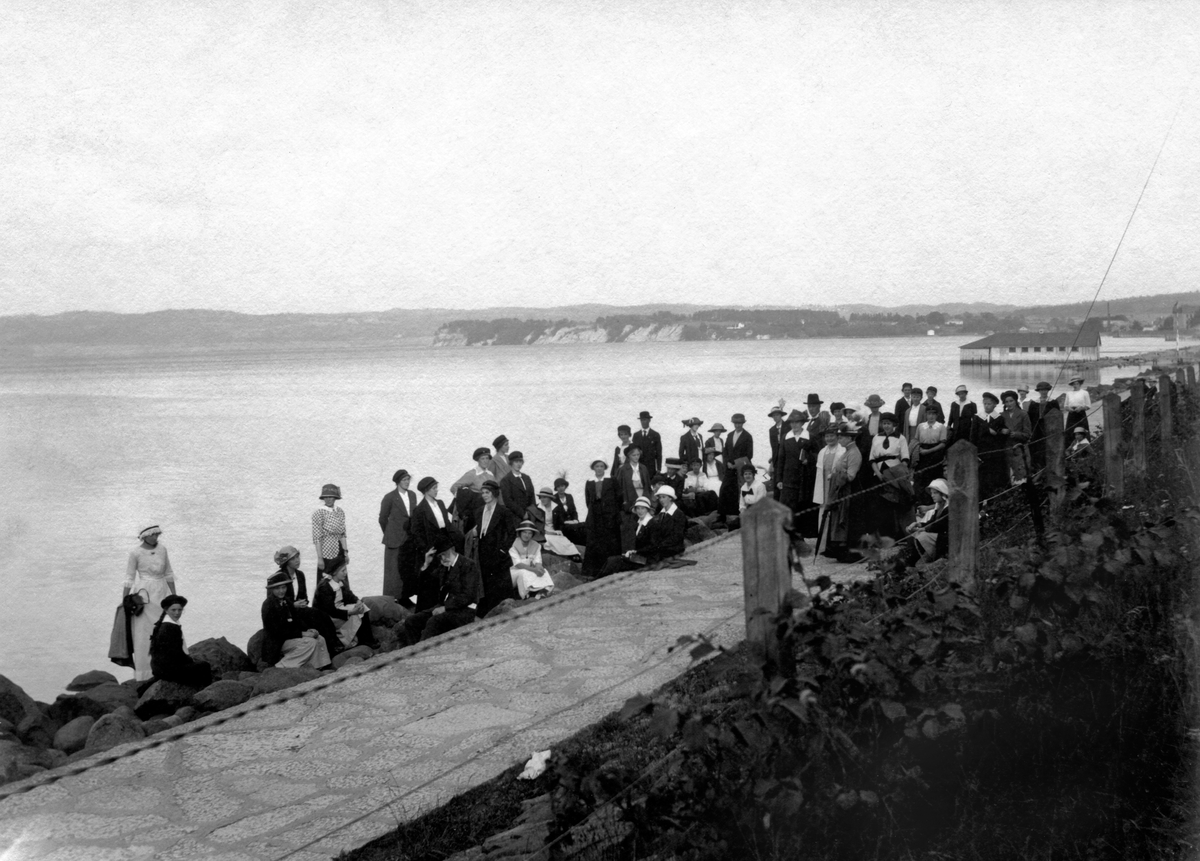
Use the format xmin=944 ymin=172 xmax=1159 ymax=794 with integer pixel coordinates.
xmin=837 ymin=423 xmax=859 ymax=437
xmin=731 ymin=413 xmax=746 ymax=423
xmin=480 ymin=479 xmax=501 ymax=494
xmin=703 ymin=445 xmax=718 ymax=456
xmin=433 ymin=533 xmax=456 ymax=554
xmin=736 ymin=457 xmax=756 ymax=474
xmin=638 ymin=410 xmax=653 ymax=420
xmin=493 ymin=435 xmax=508 ymax=449
xmin=626 ymin=442 xmax=643 ymax=453
xmin=829 ymin=402 xmax=845 ymax=412
xmin=665 ymin=457 xmax=684 ymax=467
xmin=617 ymin=424 xmax=631 ymax=434
xmin=537 ymin=486 xmax=555 ymax=498
xmin=417 ymin=476 xmax=438 ymax=493
xmin=823 ymin=425 xmax=840 ymax=436
xmin=806 ymin=393 xmax=822 ymax=405
xmin=553 ymin=477 xmax=569 ymax=489
xmin=1036 ymin=381 xmax=1052 ymax=392
xmin=864 ymin=394 xmax=885 ymax=408
xmin=689 ymin=455 xmax=703 ymax=465
xmin=982 ymin=392 xmax=999 ymax=403
xmin=767 ymin=404 xmax=786 ymax=417
xmin=1001 ymin=390 xmax=1019 ymax=402
xmin=707 ymin=422 xmax=727 ymax=433
xmin=879 ymin=412 xmax=898 ymax=424
xmin=392 ymin=469 xmax=410 ymax=484
xmin=160 ymin=594 xmax=187 ymax=610
xmin=319 ymin=483 xmax=341 ymax=500
xmin=509 ymin=451 xmax=525 ymax=462
xmin=787 ymin=409 xmax=806 ymax=422
xmin=591 ymin=458 xmax=608 ymax=469
xmin=472 ymin=446 xmax=492 ymax=461
xmin=267 ymin=570 xmax=292 ymax=588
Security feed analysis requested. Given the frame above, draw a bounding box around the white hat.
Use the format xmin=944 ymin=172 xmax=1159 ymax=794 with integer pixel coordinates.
xmin=927 ymin=478 xmax=951 ymax=497
xmin=632 ymin=496 xmax=654 ymax=510
xmin=654 ymin=485 xmax=677 ymax=500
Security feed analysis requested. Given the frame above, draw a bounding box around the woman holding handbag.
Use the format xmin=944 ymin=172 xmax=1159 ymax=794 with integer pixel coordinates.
xmin=123 ymin=525 xmax=177 ymax=681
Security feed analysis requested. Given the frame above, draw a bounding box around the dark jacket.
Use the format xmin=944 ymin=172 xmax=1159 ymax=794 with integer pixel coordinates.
xmin=553 ymin=492 xmax=579 ymax=522
xmin=617 ymin=461 xmax=654 ymax=512
xmin=947 ymin=400 xmax=978 ymax=444
xmin=632 ymin=427 xmax=663 ymax=474
xmin=500 ymin=472 xmax=536 ymax=522
xmin=149 ymin=620 xmax=205 ymax=683
xmin=768 ymin=423 xmax=784 ymax=464
xmin=314 ymin=575 xmax=361 ymax=622
xmin=648 ymin=506 xmax=688 ymax=560
xmin=412 ymin=497 xmax=453 ymax=558
xmin=585 ymin=477 xmax=621 ymax=525
xmin=379 ymin=488 xmax=419 ymax=548
xmin=894 ymin=396 xmax=911 ymax=428
xmin=724 ymin=428 xmax=754 ymax=464
xmin=972 ymin=410 xmax=1008 ymax=454
xmin=800 ymin=410 xmax=832 ymax=459
xmin=774 ymin=433 xmax=805 ymax=487
xmin=476 ymin=504 xmax=516 ymax=571
xmin=422 ymin=553 xmax=482 ymax=612
xmin=678 ymin=431 xmax=705 ymax=465
xmin=260 ymin=596 xmax=307 ymax=666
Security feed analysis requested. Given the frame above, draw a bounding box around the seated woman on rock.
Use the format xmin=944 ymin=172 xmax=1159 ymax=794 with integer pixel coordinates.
xmin=895 ymin=478 xmax=950 ymax=566
xmin=509 ymin=520 xmax=556 ymax=600
xmin=148 ymin=595 xmax=213 ymax=690
xmin=681 ymin=456 xmax=720 ymax=517
xmin=314 ymin=563 xmax=379 ymax=651
xmin=262 ymin=571 xmax=332 ymax=669
xmin=599 ymin=496 xmax=658 ymax=577
xmin=273 ymin=545 xmax=342 ymax=659
xmin=531 ymin=487 xmax=582 ymax=559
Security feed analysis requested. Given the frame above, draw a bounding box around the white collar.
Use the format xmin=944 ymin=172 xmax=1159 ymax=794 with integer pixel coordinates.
xmin=163 ymin=615 xmax=181 ymax=626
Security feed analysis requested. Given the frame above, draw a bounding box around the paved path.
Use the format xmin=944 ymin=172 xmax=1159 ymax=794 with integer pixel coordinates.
xmin=0 ymin=535 xmax=865 ymax=861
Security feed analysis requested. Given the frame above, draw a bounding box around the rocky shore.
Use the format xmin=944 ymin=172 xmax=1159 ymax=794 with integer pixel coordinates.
xmin=0 ymin=522 xmax=723 ymax=790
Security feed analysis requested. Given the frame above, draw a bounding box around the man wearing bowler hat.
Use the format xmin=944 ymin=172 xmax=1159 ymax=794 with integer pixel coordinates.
xmin=401 ymin=534 xmax=482 ymax=643
xmin=379 ymin=470 xmax=419 ymax=603
xmin=633 ymin=410 xmax=663 ymax=475
xmin=1026 ymin=381 xmax=1058 ymax=472
xmin=796 ymin=394 xmax=830 ymax=536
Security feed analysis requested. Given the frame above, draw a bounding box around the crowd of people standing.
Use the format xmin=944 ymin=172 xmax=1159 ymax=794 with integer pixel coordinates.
xmin=117 ymin=374 xmax=1097 ymax=680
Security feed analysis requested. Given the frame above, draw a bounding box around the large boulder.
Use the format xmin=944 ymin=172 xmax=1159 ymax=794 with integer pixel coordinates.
xmin=53 ymin=716 xmax=95 ymax=754
xmin=16 ymin=712 xmax=57 ymax=749
xmin=0 ymin=739 xmax=63 ymax=783
xmin=142 ymin=718 xmax=171 ymax=736
xmin=246 ymin=629 xmax=266 ymax=670
xmin=66 ymin=670 xmax=119 ymax=692
xmin=80 ymin=682 xmax=139 ymax=712
xmin=370 ymin=621 xmax=400 ymax=653
xmin=135 ymin=681 xmax=200 ymax=720
xmin=685 ymin=521 xmax=718 ymax=545
xmin=485 ymin=599 xmax=522 ymax=619
xmin=548 ymin=566 xmax=583 ymax=592
xmin=361 ymin=595 xmax=409 ymax=624
xmin=192 ymin=680 xmax=254 ymax=712
xmin=188 ymin=637 xmax=253 ymax=677
xmin=331 ymin=645 xmax=373 ymax=670
xmin=542 ymin=553 xmax=582 ymax=581
xmin=249 ymin=667 xmax=321 ymax=698
xmin=0 ymin=676 xmax=38 ymax=726
xmin=84 ymin=713 xmax=146 ymax=753
xmin=46 ymin=692 xmax=111 ymax=726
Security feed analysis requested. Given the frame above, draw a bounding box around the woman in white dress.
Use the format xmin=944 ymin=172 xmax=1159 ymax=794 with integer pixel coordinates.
xmin=1062 ymin=375 xmax=1092 ymax=444
xmin=123 ymin=525 xmax=177 ymax=681
xmin=509 ymin=521 xmax=556 ymax=600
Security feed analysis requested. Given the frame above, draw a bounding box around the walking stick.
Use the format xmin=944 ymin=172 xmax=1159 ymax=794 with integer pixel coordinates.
xmin=813 ymin=505 xmax=831 ymax=558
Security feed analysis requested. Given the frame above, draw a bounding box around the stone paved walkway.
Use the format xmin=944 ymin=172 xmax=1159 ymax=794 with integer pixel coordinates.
xmin=0 ymin=534 xmax=866 ymax=861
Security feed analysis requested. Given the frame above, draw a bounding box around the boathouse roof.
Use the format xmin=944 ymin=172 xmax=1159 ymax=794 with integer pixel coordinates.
xmin=959 ymin=330 xmax=1102 ymax=350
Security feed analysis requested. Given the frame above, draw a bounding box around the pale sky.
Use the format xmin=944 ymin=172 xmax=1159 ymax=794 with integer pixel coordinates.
xmin=2 ymin=0 xmax=1198 ymax=316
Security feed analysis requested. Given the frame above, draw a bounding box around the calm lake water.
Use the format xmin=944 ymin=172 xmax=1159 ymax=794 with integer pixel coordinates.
xmin=0 ymin=335 xmax=1168 ymax=699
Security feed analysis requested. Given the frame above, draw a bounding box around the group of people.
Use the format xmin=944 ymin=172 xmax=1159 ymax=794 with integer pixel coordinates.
xmin=119 ymin=375 xmax=1100 ymax=681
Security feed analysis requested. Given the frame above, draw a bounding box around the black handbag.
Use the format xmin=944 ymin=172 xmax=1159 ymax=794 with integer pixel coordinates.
xmin=123 ymin=590 xmax=148 ymax=617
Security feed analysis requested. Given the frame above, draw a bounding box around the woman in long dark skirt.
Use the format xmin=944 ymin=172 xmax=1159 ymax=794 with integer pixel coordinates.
xmin=972 ymin=392 xmax=1010 ymax=499
xmin=583 ymin=459 xmax=622 ymax=577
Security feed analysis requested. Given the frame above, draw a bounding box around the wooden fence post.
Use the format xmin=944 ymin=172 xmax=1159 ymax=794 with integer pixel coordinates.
xmin=947 ymin=440 xmax=979 ymax=593
xmin=1159 ymin=374 xmax=1174 ymax=445
xmin=1044 ymin=407 xmax=1066 ymax=520
xmin=1103 ymin=392 xmax=1123 ymax=498
xmin=1188 ymin=365 xmax=1197 ymax=387
xmin=1177 ymin=369 xmax=1187 ymax=389
xmin=740 ymin=497 xmax=792 ymax=665
xmin=1130 ymin=380 xmax=1147 ymax=478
